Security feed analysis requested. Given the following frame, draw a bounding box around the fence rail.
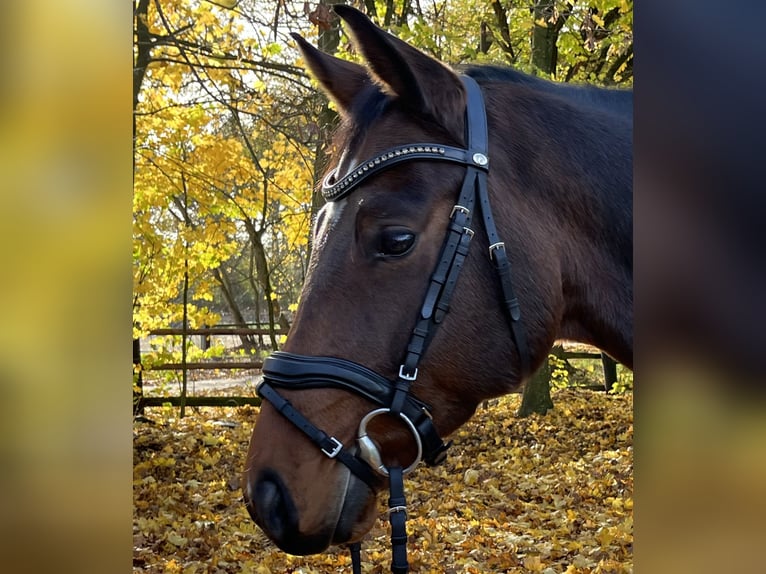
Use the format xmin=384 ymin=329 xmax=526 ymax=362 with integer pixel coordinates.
xmin=138 ymin=396 xmax=262 ymax=407
xmin=133 ymin=327 xmax=619 ymax=417
xmin=149 ymin=327 xmax=282 ymax=336
xmin=145 ymin=361 xmax=264 ymax=371
xmin=133 ymin=327 xmax=284 ymax=415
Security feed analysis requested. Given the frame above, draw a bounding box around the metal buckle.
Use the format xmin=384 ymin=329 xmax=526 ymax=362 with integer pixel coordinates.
xmin=357 ymin=408 xmax=424 ymax=476
xmin=398 ymin=365 xmax=418 ymax=381
xmin=488 ymin=241 xmax=505 ymax=258
xmin=463 ymin=227 xmax=475 ymax=239
xmin=321 ymin=437 xmax=343 ymax=458
xmin=449 ymin=205 xmax=470 ymax=219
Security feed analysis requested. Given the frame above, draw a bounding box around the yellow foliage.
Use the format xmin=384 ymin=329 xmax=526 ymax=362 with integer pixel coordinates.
xmin=134 ymin=1 xmax=313 ymax=332
xmin=134 ymin=389 xmax=633 ymax=572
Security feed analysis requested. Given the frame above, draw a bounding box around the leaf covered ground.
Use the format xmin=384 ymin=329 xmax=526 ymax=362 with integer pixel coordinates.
xmin=133 ymin=389 xmax=632 ymax=573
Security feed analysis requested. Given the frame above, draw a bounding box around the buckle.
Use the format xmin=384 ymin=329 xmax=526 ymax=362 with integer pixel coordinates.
xmin=488 ymin=241 xmax=505 ymax=258
xmin=398 ymin=365 xmax=418 ymax=381
xmin=321 ymin=436 xmax=343 ymax=458
xmin=450 ymin=204 xmax=470 ymax=219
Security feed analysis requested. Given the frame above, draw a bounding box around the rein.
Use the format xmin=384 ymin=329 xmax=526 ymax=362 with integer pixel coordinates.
xmin=256 ymin=76 xmax=529 ymax=573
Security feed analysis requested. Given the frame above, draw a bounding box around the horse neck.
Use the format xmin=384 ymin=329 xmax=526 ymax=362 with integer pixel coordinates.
xmin=557 ymin=218 xmax=633 ymax=368
xmin=488 ymin=85 xmax=633 ymax=367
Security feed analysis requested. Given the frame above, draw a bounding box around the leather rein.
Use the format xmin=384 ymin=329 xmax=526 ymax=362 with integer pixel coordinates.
xmin=256 ymin=76 xmax=529 ymax=573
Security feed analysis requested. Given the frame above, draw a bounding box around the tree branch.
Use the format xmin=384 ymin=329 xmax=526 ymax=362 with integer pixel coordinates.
xmin=491 ymin=0 xmax=515 ymax=62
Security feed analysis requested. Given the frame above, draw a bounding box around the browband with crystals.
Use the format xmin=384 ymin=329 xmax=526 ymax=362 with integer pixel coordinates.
xmin=322 ymin=143 xmax=490 ymax=202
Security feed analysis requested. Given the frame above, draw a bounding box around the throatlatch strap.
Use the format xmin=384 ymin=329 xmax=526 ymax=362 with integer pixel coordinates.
xmin=475 ymin=172 xmax=530 ymax=376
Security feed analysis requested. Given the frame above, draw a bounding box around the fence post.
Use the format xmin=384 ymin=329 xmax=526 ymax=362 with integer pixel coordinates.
xmin=200 ymin=323 xmax=210 ymax=351
xmin=601 ymin=352 xmax=617 ymax=391
xmin=133 ymin=338 xmax=144 ymax=416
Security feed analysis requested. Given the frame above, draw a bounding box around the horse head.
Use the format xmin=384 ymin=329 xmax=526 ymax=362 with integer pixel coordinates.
xmin=243 ymin=5 xmax=632 ymax=557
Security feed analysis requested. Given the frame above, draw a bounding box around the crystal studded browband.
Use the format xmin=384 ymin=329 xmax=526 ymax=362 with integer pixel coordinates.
xmin=321 ymin=143 xmax=489 ymax=202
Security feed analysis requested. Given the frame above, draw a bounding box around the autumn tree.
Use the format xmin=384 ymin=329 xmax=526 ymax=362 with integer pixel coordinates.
xmin=133 ymin=0 xmax=321 ymax=355
xmin=352 ymin=0 xmax=631 ymax=84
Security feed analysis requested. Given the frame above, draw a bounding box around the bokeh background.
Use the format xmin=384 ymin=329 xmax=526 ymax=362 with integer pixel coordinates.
xmin=0 ymin=1 xmax=763 ymax=572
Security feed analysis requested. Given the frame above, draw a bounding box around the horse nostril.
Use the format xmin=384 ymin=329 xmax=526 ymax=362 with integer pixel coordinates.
xmin=245 ymin=470 xmax=336 ymax=556
xmin=250 ymin=472 xmax=298 ymax=542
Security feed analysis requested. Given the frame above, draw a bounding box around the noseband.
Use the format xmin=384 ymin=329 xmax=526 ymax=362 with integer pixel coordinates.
xmin=255 ymin=76 xmax=529 ymax=573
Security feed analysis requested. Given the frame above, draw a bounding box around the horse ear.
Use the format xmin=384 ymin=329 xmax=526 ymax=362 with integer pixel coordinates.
xmin=291 ymin=32 xmax=371 ymax=116
xmin=333 ymin=4 xmax=465 ymax=138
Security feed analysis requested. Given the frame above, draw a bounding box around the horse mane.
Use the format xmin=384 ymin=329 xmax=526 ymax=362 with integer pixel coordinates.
xmin=464 ymin=64 xmax=632 ymax=262
xmin=463 ymin=65 xmax=632 ymax=120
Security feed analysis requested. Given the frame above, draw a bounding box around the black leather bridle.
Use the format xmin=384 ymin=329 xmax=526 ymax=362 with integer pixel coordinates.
xmin=255 ymin=76 xmax=529 ymax=573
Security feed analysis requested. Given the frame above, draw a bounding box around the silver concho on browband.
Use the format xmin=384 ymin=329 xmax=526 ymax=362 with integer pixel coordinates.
xmin=322 ymin=143 xmax=489 ymax=202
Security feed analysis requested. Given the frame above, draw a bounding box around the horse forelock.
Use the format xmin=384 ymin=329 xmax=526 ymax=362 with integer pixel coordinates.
xmin=333 ymin=85 xmax=390 ymax=163
xmin=332 ymin=82 xmax=464 ymax=165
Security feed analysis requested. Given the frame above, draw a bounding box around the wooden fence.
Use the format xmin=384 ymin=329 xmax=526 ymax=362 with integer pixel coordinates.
xmin=133 ymin=326 xmax=285 ymax=415
xmin=133 ymin=327 xmax=618 ymax=416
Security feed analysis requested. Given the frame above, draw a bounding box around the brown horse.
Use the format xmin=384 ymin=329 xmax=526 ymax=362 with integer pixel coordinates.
xmin=244 ymin=4 xmax=632 ymax=563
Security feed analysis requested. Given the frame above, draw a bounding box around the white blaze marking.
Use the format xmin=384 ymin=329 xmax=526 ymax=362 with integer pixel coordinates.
xmin=313 ymin=199 xmax=347 ymax=249
xmin=313 ymin=150 xmax=356 ymax=244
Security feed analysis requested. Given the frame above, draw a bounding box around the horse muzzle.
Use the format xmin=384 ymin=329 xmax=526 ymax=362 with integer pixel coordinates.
xmin=244 ymin=467 xmax=376 ymax=555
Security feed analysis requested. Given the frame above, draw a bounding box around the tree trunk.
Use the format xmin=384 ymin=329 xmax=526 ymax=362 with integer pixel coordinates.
xmin=133 ymin=338 xmax=144 ymax=416
xmin=530 ymin=1 xmax=570 ymax=77
xmin=518 ymin=355 xmax=554 ymax=417
xmin=250 ymin=231 xmax=279 ymax=350
xmin=212 ymin=267 xmax=257 ymax=351
xmin=248 ymin=249 xmax=265 ymax=347
xmin=133 ymin=0 xmax=152 ymax=415
xmin=383 ymin=0 xmax=395 ymax=27
xmin=133 ymin=0 xmax=152 ymax=125
xmin=602 ymin=352 xmax=618 ymax=391
xmin=363 ymin=0 xmax=378 ymax=18
xmin=180 ymin=257 xmax=189 ymax=418
xmin=479 ymin=21 xmax=492 ymax=54
xmin=490 ymin=0 xmax=515 ymax=62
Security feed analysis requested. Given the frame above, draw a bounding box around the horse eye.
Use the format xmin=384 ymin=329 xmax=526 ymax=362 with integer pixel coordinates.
xmin=378 ymin=227 xmax=416 ymax=258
